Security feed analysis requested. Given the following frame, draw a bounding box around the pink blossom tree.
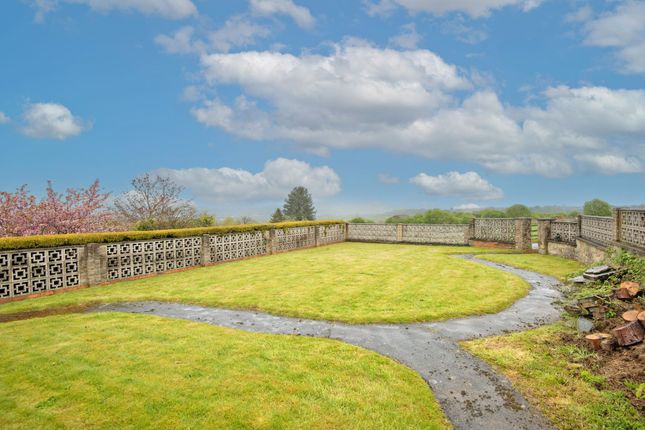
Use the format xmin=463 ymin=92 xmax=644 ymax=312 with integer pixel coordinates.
xmin=0 ymin=180 xmax=115 ymax=237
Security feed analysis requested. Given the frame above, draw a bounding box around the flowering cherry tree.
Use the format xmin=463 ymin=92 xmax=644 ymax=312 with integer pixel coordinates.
xmin=0 ymin=180 xmax=114 ymax=237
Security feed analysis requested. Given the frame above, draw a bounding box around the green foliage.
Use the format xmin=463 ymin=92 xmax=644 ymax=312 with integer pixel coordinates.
xmin=505 ymin=204 xmax=531 ymax=218
xmin=0 ymin=220 xmax=345 ymax=251
xmin=385 ymin=209 xmax=472 ymax=225
xmin=191 ymin=212 xmax=216 ymax=227
xmin=605 ymin=247 xmax=645 ymax=284
xmin=474 ymin=209 xmax=507 ymax=218
xmin=270 ymin=208 xmax=286 ymax=223
xmin=583 ymin=198 xmax=612 ymax=217
xmin=219 ymin=217 xmax=237 ymax=226
xmin=283 ymin=186 xmax=316 ymax=221
xmin=348 ymin=217 xmax=374 ymax=223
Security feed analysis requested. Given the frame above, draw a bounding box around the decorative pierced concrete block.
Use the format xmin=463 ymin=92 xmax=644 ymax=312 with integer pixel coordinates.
xmin=0 ymin=247 xmax=81 ymax=298
xmin=473 ymin=219 xmax=516 ymax=243
xmin=209 ymin=231 xmax=268 ymax=262
xmin=581 ymin=215 xmax=613 ymax=245
xmin=347 ymin=224 xmax=397 ymax=242
xmin=620 ymin=210 xmax=645 ymax=248
xmin=318 ymin=224 xmax=346 ymax=245
xmin=104 ymin=237 xmax=202 ymax=281
xmin=402 ymin=224 xmax=469 ymax=245
xmin=274 ymin=226 xmax=316 ymax=252
xmin=550 ymin=221 xmax=578 ymax=244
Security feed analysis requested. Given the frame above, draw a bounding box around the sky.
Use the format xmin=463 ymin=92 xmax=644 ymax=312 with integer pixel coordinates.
xmin=0 ymin=0 xmax=644 ymax=219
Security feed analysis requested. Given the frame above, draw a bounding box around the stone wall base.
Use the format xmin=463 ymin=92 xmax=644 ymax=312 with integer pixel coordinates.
xmin=546 ymin=242 xmax=577 ymax=260
xmin=575 ymin=238 xmax=608 ymax=265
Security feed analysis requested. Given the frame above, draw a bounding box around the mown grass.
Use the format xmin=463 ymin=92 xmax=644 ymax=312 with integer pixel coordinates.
xmin=462 ymin=324 xmax=644 ymax=430
xmin=0 ymin=312 xmax=450 ymax=430
xmin=0 ymin=243 xmax=528 ymax=324
xmin=477 ymin=253 xmax=585 ymax=281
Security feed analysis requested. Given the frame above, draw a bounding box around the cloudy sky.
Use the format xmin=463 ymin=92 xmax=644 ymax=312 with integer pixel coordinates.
xmin=1 ymin=0 xmax=644 ymax=218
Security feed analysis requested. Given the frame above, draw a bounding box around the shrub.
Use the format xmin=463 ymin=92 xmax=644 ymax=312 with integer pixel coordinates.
xmin=0 ymin=220 xmax=346 ymax=251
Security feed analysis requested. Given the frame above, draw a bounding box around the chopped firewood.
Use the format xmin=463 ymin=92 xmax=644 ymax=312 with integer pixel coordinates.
xmin=622 ymin=310 xmax=640 ymax=322
xmin=620 ymin=281 xmax=641 ymax=290
xmin=585 ymin=333 xmax=612 ymax=351
xmin=614 ymin=285 xmax=640 ymax=300
xmin=612 ymin=321 xmax=644 ymax=346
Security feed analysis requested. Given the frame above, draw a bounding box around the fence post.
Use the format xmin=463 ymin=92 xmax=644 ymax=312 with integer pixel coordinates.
xmin=268 ymin=228 xmax=276 ymax=254
xmin=514 ymin=218 xmax=532 ymax=250
xmin=613 ymin=208 xmax=622 ymax=243
xmin=315 ymin=225 xmax=321 ymax=247
xmin=84 ymin=243 xmax=104 ymax=286
xmin=396 ymin=224 xmax=403 ymax=242
xmin=577 ymin=214 xmax=583 ymax=238
xmin=201 ymin=234 xmax=211 ymax=266
xmin=537 ymin=219 xmax=553 ymax=255
xmin=468 ymin=218 xmax=476 ymax=242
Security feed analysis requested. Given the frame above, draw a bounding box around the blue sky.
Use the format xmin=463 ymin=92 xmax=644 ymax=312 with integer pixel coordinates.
xmin=1 ymin=0 xmax=644 ymax=219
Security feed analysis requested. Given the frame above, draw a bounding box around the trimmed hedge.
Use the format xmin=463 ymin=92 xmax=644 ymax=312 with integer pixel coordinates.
xmin=0 ymin=220 xmax=346 ymax=251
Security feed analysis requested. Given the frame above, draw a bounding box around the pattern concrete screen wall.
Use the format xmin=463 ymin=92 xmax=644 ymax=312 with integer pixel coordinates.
xmin=401 ymin=224 xmax=469 ymax=245
xmin=620 ymin=209 xmax=645 ymax=249
xmin=105 ymin=237 xmax=202 ymax=281
xmin=0 ymin=247 xmax=82 ymax=299
xmin=210 ymin=232 xmax=268 ymax=263
xmin=473 ymin=218 xmax=516 ymax=243
xmin=550 ymin=221 xmax=578 ymax=245
xmin=347 ymin=224 xmax=398 ymax=242
xmin=580 ymin=215 xmax=613 ymax=246
xmin=317 ymin=224 xmax=346 ymax=246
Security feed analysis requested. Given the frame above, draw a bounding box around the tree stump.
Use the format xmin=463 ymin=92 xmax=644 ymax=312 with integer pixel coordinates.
xmin=585 ymin=333 xmax=611 ymax=351
xmin=612 ymin=321 xmax=644 ymax=346
xmin=622 ymin=310 xmax=640 ymax=322
xmin=614 ymin=282 xmax=641 ymax=300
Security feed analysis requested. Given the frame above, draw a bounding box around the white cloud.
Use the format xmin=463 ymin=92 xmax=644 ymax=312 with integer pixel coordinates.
xmin=250 ymin=0 xmax=315 ymax=29
xmin=0 ymin=112 xmax=10 ymax=124
xmin=155 ymin=26 xmax=204 ymax=54
xmin=31 ymin=0 xmax=197 ymax=22
xmin=190 ymin=40 xmax=645 ymax=177
xmin=453 ymin=203 xmax=481 ymax=210
xmin=154 ymin=158 xmax=341 ymax=202
xmin=377 ymin=173 xmax=400 ymax=184
xmin=209 ymin=16 xmax=271 ymax=53
xmin=389 ymin=23 xmax=421 ymax=49
xmin=581 ymin=1 xmax=645 ymax=74
xmin=364 ymin=0 xmax=542 ymax=18
xmin=20 ymin=103 xmax=86 ymax=140
xmin=410 ymin=171 xmax=504 ymax=200
xmin=575 ymin=153 xmax=642 ymax=175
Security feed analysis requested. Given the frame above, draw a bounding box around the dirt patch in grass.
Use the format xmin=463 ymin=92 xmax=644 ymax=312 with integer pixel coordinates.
xmin=559 ymin=330 xmax=645 ymax=415
xmin=0 ymin=303 xmax=94 ymax=323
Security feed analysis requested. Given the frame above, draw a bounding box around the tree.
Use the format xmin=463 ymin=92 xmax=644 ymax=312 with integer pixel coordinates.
xmin=0 ymin=180 xmax=113 ymax=237
xmin=584 ymin=199 xmax=612 ymax=216
xmin=114 ymin=174 xmax=195 ymax=229
xmin=238 ymin=216 xmax=256 ymax=224
xmin=348 ymin=217 xmax=374 ymax=223
xmin=283 ymin=186 xmax=316 ymax=221
xmin=270 ymin=208 xmax=285 ymax=223
xmin=505 ymin=204 xmax=532 ymax=218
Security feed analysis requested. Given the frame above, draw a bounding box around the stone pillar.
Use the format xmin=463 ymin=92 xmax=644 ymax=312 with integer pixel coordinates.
xmin=514 ymin=218 xmax=532 ymax=250
xmin=467 ymin=218 xmax=476 ymax=242
xmin=84 ymin=243 xmax=105 ymax=286
xmin=613 ymin=208 xmax=622 ymax=243
xmin=201 ymin=234 xmax=211 ymax=266
xmin=537 ymin=219 xmax=553 ymax=255
xmin=315 ymin=225 xmax=321 ymax=247
xmin=396 ymin=224 xmax=403 ymax=242
xmin=268 ymin=228 xmax=276 ymax=254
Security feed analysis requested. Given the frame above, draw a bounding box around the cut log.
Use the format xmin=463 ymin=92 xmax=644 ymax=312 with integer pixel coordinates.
xmin=585 ymin=333 xmax=611 ymax=351
xmin=638 ymin=311 xmax=645 ymax=329
xmin=620 ymin=281 xmax=641 ymax=290
xmin=612 ymin=321 xmax=644 ymax=346
xmin=623 ymin=310 xmax=640 ymax=322
xmin=614 ymin=286 xmax=639 ymax=300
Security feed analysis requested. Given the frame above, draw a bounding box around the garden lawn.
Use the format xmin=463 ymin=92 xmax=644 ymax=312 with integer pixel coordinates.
xmin=477 ymin=253 xmax=585 ymax=281
xmin=0 ymin=312 xmax=450 ymax=430
xmin=462 ymin=324 xmax=643 ymax=430
xmin=0 ymin=243 xmax=527 ymax=323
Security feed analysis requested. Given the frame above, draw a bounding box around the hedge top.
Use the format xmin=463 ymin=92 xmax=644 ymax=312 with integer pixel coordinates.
xmin=0 ymin=220 xmax=346 ymax=251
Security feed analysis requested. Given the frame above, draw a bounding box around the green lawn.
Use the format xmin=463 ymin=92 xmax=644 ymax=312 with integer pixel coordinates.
xmin=462 ymin=324 xmax=643 ymax=430
xmin=477 ymin=253 xmax=585 ymax=281
xmin=0 ymin=243 xmax=528 ymax=324
xmin=0 ymin=312 xmax=450 ymax=430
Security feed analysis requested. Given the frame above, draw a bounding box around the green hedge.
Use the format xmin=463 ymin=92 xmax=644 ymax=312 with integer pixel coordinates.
xmin=0 ymin=221 xmax=346 ymax=251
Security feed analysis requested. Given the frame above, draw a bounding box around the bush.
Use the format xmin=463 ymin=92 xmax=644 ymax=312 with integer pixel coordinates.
xmin=348 ymin=217 xmax=374 ymax=223
xmin=605 ymin=248 xmax=645 ymax=284
xmin=0 ymin=220 xmax=346 ymax=251
xmin=583 ymin=199 xmax=612 ymax=217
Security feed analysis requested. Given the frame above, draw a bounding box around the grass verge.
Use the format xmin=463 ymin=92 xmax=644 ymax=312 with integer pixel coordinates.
xmin=0 ymin=312 xmax=450 ymax=430
xmin=476 ymin=253 xmax=585 ymax=281
xmin=0 ymin=243 xmax=528 ymax=324
xmin=462 ymin=324 xmax=643 ymax=430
